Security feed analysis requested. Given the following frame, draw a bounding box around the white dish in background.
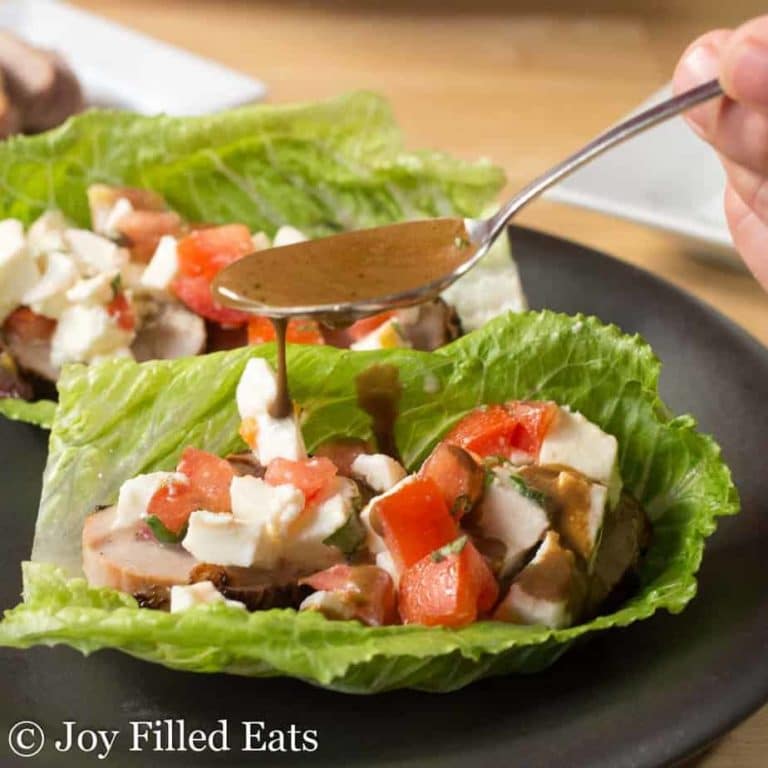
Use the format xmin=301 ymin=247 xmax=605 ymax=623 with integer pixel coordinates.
xmin=547 ymin=86 xmax=733 ymax=252
xmin=0 ymin=0 xmax=267 ymax=115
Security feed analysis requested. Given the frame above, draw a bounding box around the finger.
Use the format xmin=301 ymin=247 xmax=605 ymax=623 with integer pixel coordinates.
xmin=720 ymin=155 xmax=768 ymax=226
xmin=724 ymin=184 xmax=768 ymax=291
xmin=721 ymin=15 xmax=768 ymax=114
xmin=673 ymin=30 xmax=732 ymax=138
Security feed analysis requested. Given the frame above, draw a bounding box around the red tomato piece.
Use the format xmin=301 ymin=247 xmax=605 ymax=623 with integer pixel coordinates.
xmin=346 ymin=311 xmax=396 ymax=342
xmin=398 ymin=538 xmax=499 ymax=628
xmin=106 ymin=292 xmax=136 ymax=331
xmin=177 ymin=447 xmax=235 ymax=513
xmin=265 ymin=457 xmax=337 ymax=502
xmin=146 ymin=476 xmax=199 ymax=535
xmin=446 ymin=401 xmax=558 ymax=459
xmin=301 ymin=564 xmax=398 ymax=626
xmin=173 ymin=224 xmax=255 ymax=325
xmin=419 ymin=442 xmax=484 ymax=519
xmin=2 ymin=307 xmax=56 ymax=342
xmin=373 ymin=477 xmax=457 ymax=572
xmin=247 ymin=316 xmax=325 ymax=346
xmin=176 ymin=224 xmax=253 ymax=280
xmin=173 ymin=274 xmax=252 ymax=325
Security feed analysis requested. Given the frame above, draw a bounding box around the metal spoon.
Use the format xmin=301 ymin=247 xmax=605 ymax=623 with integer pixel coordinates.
xmin=213 ymin=78 xmax=722 ymax=321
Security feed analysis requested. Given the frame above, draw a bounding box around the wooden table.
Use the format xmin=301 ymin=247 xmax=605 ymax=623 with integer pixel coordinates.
xmin=73 ymin=1 xmax=768 ymax=763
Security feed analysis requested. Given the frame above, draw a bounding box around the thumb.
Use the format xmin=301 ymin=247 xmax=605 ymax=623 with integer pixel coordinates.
xmin=721 ymin=15 xmax=768 ymax=111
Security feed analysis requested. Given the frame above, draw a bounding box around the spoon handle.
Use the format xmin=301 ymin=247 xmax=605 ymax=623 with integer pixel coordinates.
xmin=485 ymin=79 xmax=723 ymax=242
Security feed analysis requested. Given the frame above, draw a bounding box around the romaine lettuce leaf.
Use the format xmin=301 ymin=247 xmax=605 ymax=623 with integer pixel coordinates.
xmin=0 ymin=311 xmax=738 ymax=692
xmin=0 ymin=91 xmax=506 ymax=427
xmin=0 ymin=397 xmax=56 ymax=429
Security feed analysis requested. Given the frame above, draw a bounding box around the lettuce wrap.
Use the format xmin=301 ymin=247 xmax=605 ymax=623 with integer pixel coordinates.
xmin=0 ymin=91 xmax=507 ymax=428
xmin=0 ymin=310 xmax=738 ymax=692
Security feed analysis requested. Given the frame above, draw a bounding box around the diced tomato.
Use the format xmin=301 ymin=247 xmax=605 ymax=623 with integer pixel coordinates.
xmin=106 ymin=292 xmax=135 ymax=331
xmin=117 ymin=210 xmax=184 ymax=263
xmin=301 ymin=564 xmax=398 ymax=626
xmin=177 ymin=224 xmax=253 ymax=281
xmin=177 ymin=447 xmax=234 ymax=513
xmin=313 ymin=437 xmax=373 ymax=477
xmin=2 ymin=307 xmax=56 ymax=342
xmin=419 ymin=442 xmax=484 ymax=518
xmin=446 ymin=401 xmax=558 ymax=459
xmin=398 ymin=538 xmax=499 ymax=628
xmin=173 ymin=275 xmax=252 ymax=325
xmin=173 ymin=224 xmax=255 ymax=325
xmin=346 ymin=311 xmax=396 ymax=342
xmin=146 ymin=476 xmax=198 ymax=536
xmin=373 ymin=477 xmax=457 ymax=572
xmin=265 ymin=457 xmax=337 ymax=502
xmin=247 ymin=316 xmax=325 ymax=346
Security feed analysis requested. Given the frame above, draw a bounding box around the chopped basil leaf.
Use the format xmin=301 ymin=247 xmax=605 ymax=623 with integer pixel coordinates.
xmin=431 ymin=534 xmax=468 ymax=563
xmin=450 ymin=493 xmax=471 ymax=518
xmin=508 ymin=475 xmax=546 ymax=506
xmin=324 ymin=513 xmax=365 ymax=555
xmin=146 ymin=515 xmax=187 ymax=544
xmin=110 ymin=273 xmax=123 ymax=299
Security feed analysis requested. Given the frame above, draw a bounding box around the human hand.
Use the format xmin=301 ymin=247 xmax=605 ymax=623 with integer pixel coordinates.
xmin=673 ymin=15 xmax=768 ymax=290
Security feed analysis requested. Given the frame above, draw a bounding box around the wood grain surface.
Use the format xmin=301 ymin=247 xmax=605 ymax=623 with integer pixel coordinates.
xmin=71 ymin=1 xmax=768 ymax=763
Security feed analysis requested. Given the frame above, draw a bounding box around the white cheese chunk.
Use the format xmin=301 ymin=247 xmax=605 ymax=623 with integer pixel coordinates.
xmin=478 ymin=468 xmax=550 ymax=577
xmin=27 ymin=210 xmax=69 ymax=255
xmin=22 ymin=250 xmax=78 ymax=319
xmin=375 ymin=550 xmax=400 ymax=588
xmin=65 ymin=228 xmax=127 ymax=275
xmin=283 ymin=477 xmax=357 ymax=568
xmin=350 ymin=453 xmax=407 ymax=493
xmin=140 ymin=235 xmax=179 ymax=290
xmin=183 ymin=510 xmax=274 ymax=568
xmin=539 ymin=407 xmax=620 ymax=502
xmin=101 ymin=197 xmax=134 ymax=238
xmin=50 ymin=304 xmax=133 ymax=366
xmin=496 ymin=532 xmax=581 ymax=629
xmin=0 ymin=219 xmax=39 ymax=323
xmin=299 ymin=590 xmax=356 ymax=620
xmin=236 ymin=357 xmax=279 ymax=418
xmin=170 ymin=581 xmax=245 ymax=613
xmin=252 ymin=412 xmax=307 ymax=465
xmin=112 ymin=471 xmax=188 ymax=530
xmin=350 ymin=318 xmax=411 ymax=351
xmin=65 ymin=270 xmax=119 ymax=305
xmin=272 ymin=225 xmax=307 ymax=247
xmin=251 ymin=231 xmax=271 ymax=251
xmin=230 ymin=475 xmax=305 ymax=538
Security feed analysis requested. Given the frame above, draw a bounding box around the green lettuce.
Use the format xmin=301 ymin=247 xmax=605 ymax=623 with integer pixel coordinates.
xmin=0 ymin=311 xmax=738 ymax=692
xmin=0 ymin=90 xmax=505 ymax=426
xmin=0 ymin=397 xmax=56 ymax=429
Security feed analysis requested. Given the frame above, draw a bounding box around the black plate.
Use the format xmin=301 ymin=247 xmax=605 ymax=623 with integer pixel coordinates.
xmin=1 ymin=226 xmax=767 ymax=768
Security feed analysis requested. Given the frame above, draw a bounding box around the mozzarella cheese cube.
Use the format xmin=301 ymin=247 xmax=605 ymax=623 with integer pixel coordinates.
xmin=272 ymin=225 xmax=307 ymax=247
xmin=375 ymin=550 xmax=400 ymax=588
xmin=27 ymin=210 xmax=69 ymax=255
xmin=253 ymin=412 xmax=307 ymax=464
xmin=101 ymin=197 xmax=134 ymax=238
xmin=0 ymin=219 xmax=39 ymax=323
xmin=350 ymin=453 xmax=407 ymax=493
xmin=140 ymin=235 xmax=179 ymax=290
xmin=22 ymin=250 xmax=79 ymax=319
xmin=113 ymin=471 xmax=188 ymax=530
xmin=539 ymin=407 xmax=620 ymax=495
xmin=230 ymin=475 xmax=305 ymax=538
xmin=50 ymin=304 xmax=133 ymax=366
xmin=183 ymin=510 xmax=274 ymax=568
xmin=65 ymin=229 xmax=127 ymax=275
xmin=251 ymin=231 xmax=271 ymax=251
xmin=299 ymin=590 xmax=356 ymax=620
xmin=478 ymin=468 xmax=550 ymax=577
xmin=237 ymin=358 xmax=279 ymax=418
xmin=66 ymin=270 xmax=118 ymax=305
xmin=496 ymin=532 xmax=581 ymax=629
xmin=350 ymin=318 xmax=411 ymax=351
xmin=283 ymin=477 xmax=357 ymax=568
xmin=170 ymin=580 xmax=245 ymax=613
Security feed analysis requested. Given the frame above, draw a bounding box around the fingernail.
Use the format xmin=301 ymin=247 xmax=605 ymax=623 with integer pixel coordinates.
xmin=726 ymin=37 xmax=768 ymax=106
xmin=676 ymin=44 xmax=721 ymax=130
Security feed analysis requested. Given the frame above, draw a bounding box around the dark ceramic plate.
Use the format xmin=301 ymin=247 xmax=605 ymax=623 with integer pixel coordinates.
xmin=1 ymin=226 xmax=766 ymax=768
